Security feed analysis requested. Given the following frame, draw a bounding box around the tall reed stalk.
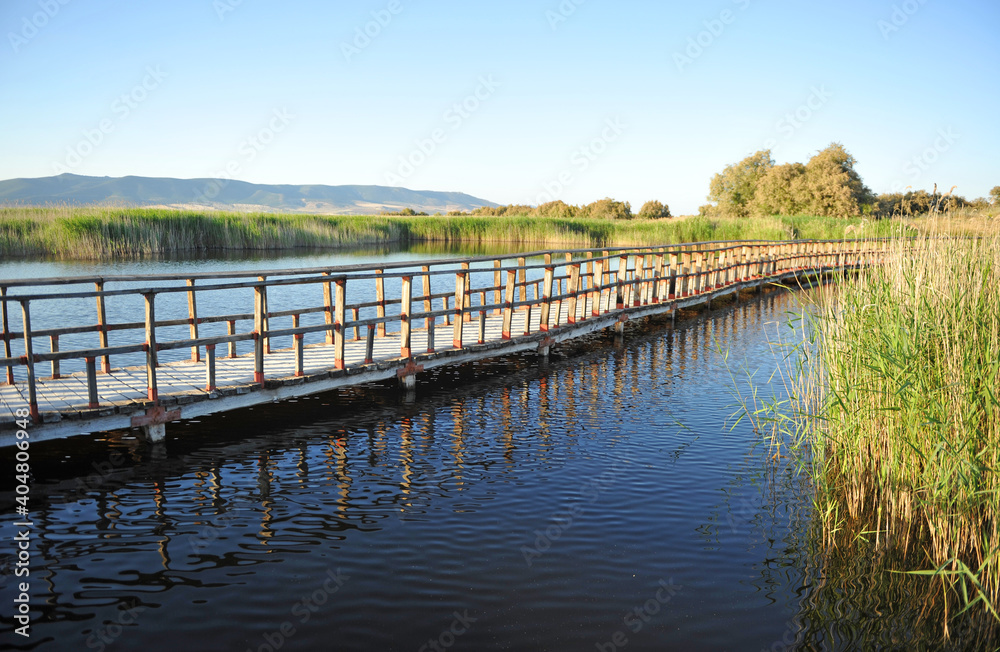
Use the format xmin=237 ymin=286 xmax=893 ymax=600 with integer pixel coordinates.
xmin=794 ymin=231 xmax=1000 ymax=637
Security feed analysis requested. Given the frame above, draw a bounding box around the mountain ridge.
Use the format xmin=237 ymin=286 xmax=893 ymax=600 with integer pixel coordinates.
xmin=0 ymin=173 xmax=499 ymax=215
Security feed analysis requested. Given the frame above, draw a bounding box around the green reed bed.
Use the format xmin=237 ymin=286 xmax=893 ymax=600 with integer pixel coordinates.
xmin=796 ymin=233 xmax=1000 ymax=636
xmin=0 ymin=206 xmax=884 ymax=259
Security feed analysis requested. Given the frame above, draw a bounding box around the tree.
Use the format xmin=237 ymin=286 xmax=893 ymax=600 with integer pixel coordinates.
xmin=795 ymin=143 xmax=873 ymax=217
xmin=535 ymin=200 xmax=578 ymax=219
xmin=707 ymin=150 xmax=774 ymax=217
xmin=749 ymin=163 xmax=806 ymax=216
xmin=583 ymin=198 xmax=633 ymax=220
xmin=990 ymin=186 xmax=1000 ymax=205
xmin=638 ymin=200 xmax=671 ymax=219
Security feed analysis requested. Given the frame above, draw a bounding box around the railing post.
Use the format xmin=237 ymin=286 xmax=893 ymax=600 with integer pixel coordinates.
xmin=323 ymin=272 xmax=334 ymax=345
xmin=86 ymin=356 xmax=98 ymax=408
xmin=422 ymin=265 xmax=432 ymax=329
xmin=493 ymin=259 xmax=502 ymax=316
xmin=95 ymin=281 xmax=110 ymax=373
xmin=502 ymin=269 xmax=516 ymax=340
xmin=293 ymin=314 xmax=304 ymax=377
xmin=144 ymin=292 xmax=159 ymax=401
xmin=253 ymin=284 xmax=265 ymax=385
xmin=205 ymin=344 xmax=216 ymax=392
xmin=365 ymin=324 xmax=375 ymax=363
xmin=517 ymin=257 xmax=527 ymax=305
xmin=400 ymin=275 xmax=413 ymax=358
xmin=20 ymin=300 xmax=39 ymax=420
xmin=567 ymin=264 xmax=580 ymax=324
xmin=334 ymin=278 xmax=346 ymax=370
xmin=427 ymin=310 xmax=436 ymax=353
xmin=592 ymin=258 xmax=604 ymax=315
xmin=375 ymin=269 xmax=386 ymax=337
xmin=653 ymin=251 xmax=664 ymax=303
xmin=49 ymin=334 xmax=60 ymax=379
xmin=616 ymin=255 xmax=628 ymax=309
xmin=1 ymin=286 xmax=12 ymax=385
xmin=257 ymin=276 xmax=270 ymax=354
xmin=539 ymin=265 xmax=555 ymax=331
xmin=462 ymin=262 xmax=472 ymax=323
xmin=478 ymin=310 xmax=486 ymax=344
xmin=187 ymin=279 xmax=200 ymax=363
xmin=633 ymin=255 xmax=644 ymax=307
xmin=453 ymin=270 xmax=465 ymax=349
xmin=352 ymin=307 xmax=361 ymax=341
xmin=227 ymin=320 xmax=237 ymax=358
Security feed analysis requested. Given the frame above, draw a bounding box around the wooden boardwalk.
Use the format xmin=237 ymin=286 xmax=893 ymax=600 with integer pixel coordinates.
xmin=0 ymin=239 xmax=886 ymax=446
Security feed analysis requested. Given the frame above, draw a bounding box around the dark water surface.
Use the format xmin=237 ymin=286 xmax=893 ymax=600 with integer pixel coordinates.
xmin=1 ymin=277 xmax=833 ymax=651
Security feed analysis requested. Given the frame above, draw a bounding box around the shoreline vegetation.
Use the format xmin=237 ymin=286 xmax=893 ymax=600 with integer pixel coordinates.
xmin=758 ymin=224 xmax=1000 ymax=643
xmin=1 ymin=204 xmax=996 ymax=260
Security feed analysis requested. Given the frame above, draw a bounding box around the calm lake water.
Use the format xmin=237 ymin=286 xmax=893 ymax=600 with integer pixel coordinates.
xmin=0 ymin=248 xmax=964 ymax=650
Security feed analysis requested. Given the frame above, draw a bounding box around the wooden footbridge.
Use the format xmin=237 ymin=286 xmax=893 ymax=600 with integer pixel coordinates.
xmin=0 ymin=239 xmax=886 ymax=446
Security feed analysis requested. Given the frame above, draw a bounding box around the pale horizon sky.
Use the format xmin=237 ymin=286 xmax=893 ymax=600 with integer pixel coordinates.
xmin=1 ymin=0 xmax=997 ymax=214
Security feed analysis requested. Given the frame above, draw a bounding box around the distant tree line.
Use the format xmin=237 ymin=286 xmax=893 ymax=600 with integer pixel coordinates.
xmin=702 ymin=142 xmax=998 ymax=219
xmin=448 ymin=198 xmax=671 ymax=220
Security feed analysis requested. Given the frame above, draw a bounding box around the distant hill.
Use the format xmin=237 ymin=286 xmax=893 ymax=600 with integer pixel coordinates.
xmin=0 ymin=174 xmax=498 ymax=215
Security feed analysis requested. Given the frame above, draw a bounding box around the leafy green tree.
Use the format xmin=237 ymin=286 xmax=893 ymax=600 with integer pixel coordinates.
xmin=583 ymin=198 xmax=632 ymax=220
xmin=795 ymin=143 xmax=873 ymax=217
xmin=749 ymin=163 xmax=806 ymax=216
xmin=638 ymin=200 xmax=671 ymax=219
xmin=707 ymin=150 xmax=774 ymax=217
xmin=535 ymin=200 xmax=578 ymax=218
xmin=990 ymin=186 xmax=1000 ymax=205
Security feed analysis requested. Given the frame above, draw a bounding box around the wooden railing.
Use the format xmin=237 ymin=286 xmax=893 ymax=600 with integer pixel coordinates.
xmin=0 ymin=239 xmax=887 ymax=421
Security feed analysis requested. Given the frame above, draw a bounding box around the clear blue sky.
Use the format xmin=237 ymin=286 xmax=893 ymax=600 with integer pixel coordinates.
xmin=1 ymin=0 xmax=997 ymax=214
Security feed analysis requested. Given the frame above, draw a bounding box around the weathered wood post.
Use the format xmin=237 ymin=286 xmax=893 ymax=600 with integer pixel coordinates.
xmin=592 ymin=257 xmax=604 ymax=316
xmin=502 ymin=269 xmax=516 ymax=340
xmin=422 ymin=266 xmax=432 ymax=329
xmin=20 ymin=300 xmax=39 ymax=420
xmin=453 ymin=269 xmax=466 ymax=349
xmin=517 ymin=257 xmax=527 ymax=306
xmin=293 ymin=314 xmax=304 ymax=377
xmin=462 ymin=262 xmax=472 ymax=323
xmin=205 ymin=344 xmax=217 ymax=392
xmin=0 ymin=286 xmax=12 ymax=385
xmin=227 ymin=320 xmax=237 ymax=358
xmin=253 ymin=284 xmax=265 ymax=385
xmin=375 ymin=269 xmax=386 ymax=337
xmin=257 ymin=276 xmax=270 ymax=354
xmin=400 ymin=275 xmax=413 ymax=359
xmin=86 ymin=356 xmax=99 ymax=408
xmin=49 ymin=335 xmax=59 ymax=379
xmin=95 ymin=281 xmax=110 ymax=373
xmin=540 ymin=264 xmax=555 ymax=331
xmin=567 ymin=264 xmax=580 ymax=324
xmin=187 ymin=279 xmax=200 ymax=363
xmin=143 ymin=292 xmax=159 ymax=400
xmin=323 ymin=272 xmax=334 ymax=345
xmin=493 ymin=259 xmax=502 ymax=316
xmin=334 ymin=278 xmax=346 ymax=370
